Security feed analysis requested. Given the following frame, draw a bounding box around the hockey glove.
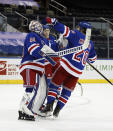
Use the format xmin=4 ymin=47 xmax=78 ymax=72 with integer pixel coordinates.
xmin=42 ymin=17 xmax=57 ymax=25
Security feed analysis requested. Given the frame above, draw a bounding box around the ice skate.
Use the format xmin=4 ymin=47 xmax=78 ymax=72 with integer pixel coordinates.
xmin=53 ymin=105 xmax=60 ymax=118
xmin=39 ymin=101 xmax=54 ymax=117
xmin=18 ymin=110 xmax=35 ymax=121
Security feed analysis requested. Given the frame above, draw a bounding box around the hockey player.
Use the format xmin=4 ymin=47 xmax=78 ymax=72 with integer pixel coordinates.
xmin=39 ymin=25 xmax=62 ymax=110
xmin=18 ymin=20 xmax=52 ymax=121
xmin=43 ymin=25 xmax=60 ymax=84
xmin=41 ymin=18 xmax=97 ymax=118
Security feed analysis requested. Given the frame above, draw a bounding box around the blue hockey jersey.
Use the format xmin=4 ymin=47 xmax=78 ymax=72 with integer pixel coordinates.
xmin=53 ymin=22 xmax=97 ymax=77
xmin=43 ymin=35 xmax=59 ymax=52
xmin=19 ymin=32 xmax=45 ymax=73
xmin=43 ymin=34 xmax=60 ymax=65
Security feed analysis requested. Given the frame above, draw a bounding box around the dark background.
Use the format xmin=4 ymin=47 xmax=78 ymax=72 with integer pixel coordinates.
xmin=40 ymin=0 xmax=113 ymax=9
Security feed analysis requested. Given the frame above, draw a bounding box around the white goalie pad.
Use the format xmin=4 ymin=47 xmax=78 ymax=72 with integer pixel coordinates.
xmin=19 ymin=91 xmax=36 ymax=116
xmin=32 ymin=74 xmax=47 ymax=114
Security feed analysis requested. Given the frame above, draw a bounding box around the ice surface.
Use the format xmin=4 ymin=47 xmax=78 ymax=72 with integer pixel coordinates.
xmin=0 ymin=84 xmax=113 ymax=131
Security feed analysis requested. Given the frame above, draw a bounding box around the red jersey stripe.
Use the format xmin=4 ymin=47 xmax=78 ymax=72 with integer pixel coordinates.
xmin=29 ymin=44 xmax=39 ymax=54
xmin=61 ymin=59 xmax=82 ymax=74
xmin=64 ymin=26 xmax=69 ymax=37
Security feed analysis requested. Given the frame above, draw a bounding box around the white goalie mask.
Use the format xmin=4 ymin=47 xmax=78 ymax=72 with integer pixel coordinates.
xmin=29 ymin=20 xmax=43 ymax=34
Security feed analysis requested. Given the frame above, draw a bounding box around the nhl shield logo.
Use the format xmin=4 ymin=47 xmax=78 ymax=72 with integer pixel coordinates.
xmin=0 ymin=61 xmax=7 ymax=75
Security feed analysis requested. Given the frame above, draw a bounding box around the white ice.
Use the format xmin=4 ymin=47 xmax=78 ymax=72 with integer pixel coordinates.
xmin=0 ymin=83 xmax=113 ymax=131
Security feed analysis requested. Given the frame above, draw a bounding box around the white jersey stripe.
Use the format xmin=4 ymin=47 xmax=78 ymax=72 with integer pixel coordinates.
xmin=28 ymin=44 xmax=40 ymax=55
xmin=60 ymin=61 xmax=81 ymax=77
xmin=30 ymin=45 xmax=39 ymax=55
xmin=19 ymin=65 xmax=44 ymax=73
xmin=62 ymin=57 xmax=82 ymax=72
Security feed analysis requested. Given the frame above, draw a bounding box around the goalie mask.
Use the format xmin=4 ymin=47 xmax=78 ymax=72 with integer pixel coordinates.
xmin=29 ymin=20 xmax=43 ymax=34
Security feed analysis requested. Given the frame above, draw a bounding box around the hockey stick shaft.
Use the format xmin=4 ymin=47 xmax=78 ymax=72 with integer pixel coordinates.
xmin=46 ymin=38 xmax=90 ymax=57
xmin=100 ymin=17 xmax=113 ymax=26
xmin=87 ymin=62 xmax=113 ymax=85
xmin=77 ymin=82 xmax=83 ymax=96
xmin=54 ymin=45 xmax=83 ymax=57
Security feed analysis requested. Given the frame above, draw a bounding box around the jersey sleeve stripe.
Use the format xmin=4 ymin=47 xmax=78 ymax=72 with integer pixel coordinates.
xmin=28 ymin=44 xmax=40 ymax=55
xmin=88 ymin=55 xmax=97 ymax=62
xmin=63 ymin=26 xmax=70 ymax=38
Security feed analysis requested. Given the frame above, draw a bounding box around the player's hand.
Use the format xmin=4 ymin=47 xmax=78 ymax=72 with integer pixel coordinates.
xmin=42 ymin=17 xmax=57 ymax=25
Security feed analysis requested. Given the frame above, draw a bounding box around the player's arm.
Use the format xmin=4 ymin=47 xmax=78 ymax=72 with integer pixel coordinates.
xmin=87 ymin=42 xmax=97 ymax=63
xmin=26 ymin=33 xmax=43 ymax=58
xmin=43 ymin=17 xmax=80 ymax=48
xmin=43 ymin=17 xmax=71 ymax=39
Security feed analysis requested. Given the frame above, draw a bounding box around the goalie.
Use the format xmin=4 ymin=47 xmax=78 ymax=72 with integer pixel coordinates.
xmin=18 ymin=20 xmax=59 ymax=121
xmin=18 ymin=20 xmax=65 ymax=121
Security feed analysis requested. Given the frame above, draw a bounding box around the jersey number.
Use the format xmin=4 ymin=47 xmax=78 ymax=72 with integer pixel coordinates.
xmin=73 ymin=50 xmax=89 ymax=65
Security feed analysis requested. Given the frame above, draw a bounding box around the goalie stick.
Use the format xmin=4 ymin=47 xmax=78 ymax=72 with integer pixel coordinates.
xmin=87 ymin=62 xmax=113 ymax=85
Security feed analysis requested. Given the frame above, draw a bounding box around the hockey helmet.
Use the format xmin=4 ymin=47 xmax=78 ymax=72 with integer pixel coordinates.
xmin=29 ymin=20 xmax=43 ymax=34
xmin=78 ymin=21 xmax=92 ymax=29
xmin=43 ymin=25 xmax=50 ymax=30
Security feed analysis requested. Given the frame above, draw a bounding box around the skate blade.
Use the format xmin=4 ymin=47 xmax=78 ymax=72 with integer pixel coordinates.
xmin=37 ymin=111 xmax=52 ymax=117
xmin=18 ymin=117 xmax=35 ymax=121
xmin=18 ymin=111 xmax=35 ymax=121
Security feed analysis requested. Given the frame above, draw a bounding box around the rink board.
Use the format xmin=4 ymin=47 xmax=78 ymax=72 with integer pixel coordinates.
xmin=0 ymin=58 xmax=113 ymax=84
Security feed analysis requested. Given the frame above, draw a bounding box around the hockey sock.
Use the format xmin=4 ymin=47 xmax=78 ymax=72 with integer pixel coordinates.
xmin=57 ymin=88 xmax=71 ymax=110
xmin=57 ymin=86 xmax=62 ymax=96
xmin=47 ymin=82 xmax=59 ymax=104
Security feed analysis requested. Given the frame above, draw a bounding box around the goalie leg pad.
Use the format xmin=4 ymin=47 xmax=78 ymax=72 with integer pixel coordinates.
xmin=31 ymin=74 xmax=48 ymax=115
xmin=18 ymin=90 xmax=37 ymax=121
